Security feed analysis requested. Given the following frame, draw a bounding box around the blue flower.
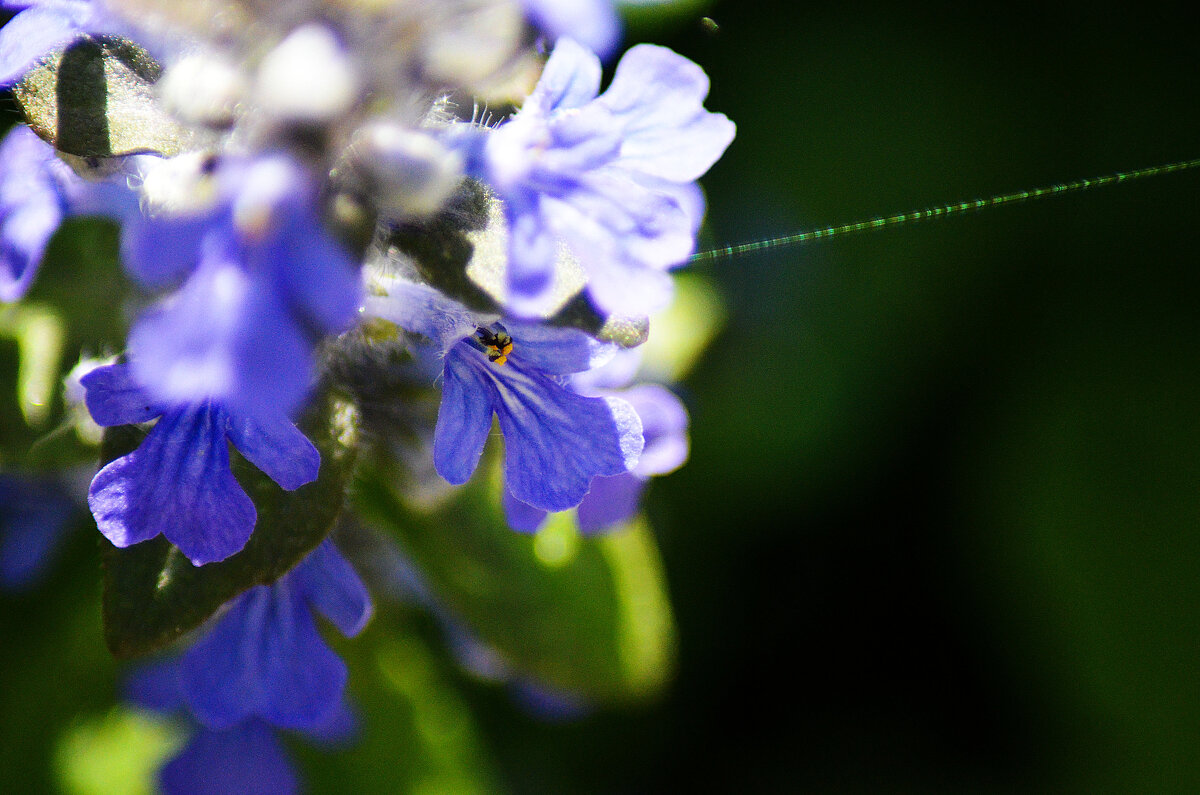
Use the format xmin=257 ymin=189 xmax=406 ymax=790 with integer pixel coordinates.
xmin=121 ymin=153 xmax=361 ymax=425
xmin=123 ymin=540 xmax=367 ymax=791
xmin=504 ymin=381 xmax=688 ymax=533
xmin=0 ymin=472 xmax=76 ymax=589
xmin=462 ymin=37 xmax=734 ymax=318
xmin=82 ymin=362 xmax=319 ymax=565
xmin=177 ymin=538 xmax=372 ymax=731
xmin=124 ymin=560 xmax=365 ymax=795
xmin=124 ymin=661 xmax=344 ymax=795
xmin=367 ymin=279 xmax=643 ymax=512
xmin=519 ymin=0 xmax=621 ymax=59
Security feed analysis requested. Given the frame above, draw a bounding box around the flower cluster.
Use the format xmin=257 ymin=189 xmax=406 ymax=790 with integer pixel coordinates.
xmin=1 ymin=0 xmax=730 ymax=789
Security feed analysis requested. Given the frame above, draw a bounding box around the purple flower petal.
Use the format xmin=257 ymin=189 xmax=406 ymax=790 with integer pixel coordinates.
xmin=553 ymin=168 xmax=696 ymax=269
xmin=524 ymin=34 xmax=603 ymax=111
xmin=501 ymin=321 xmax=613 ymax=374
xmin=510 ymin=678 xmax=589 ymax=722
xmin=539 ymin=169 xmax=693 ymax=315
xmin=88 ymin=404 xmax=257 ymax=565
xmin=434 ymin=329 xmax=642 ymax=508
xmin=121 ymin=153 xmax=358 ymax=424
xmin=226 ymin=412 xmax=320 ymax=492
xmin=180 ymin=582 xmax=347 ymax=731
xmin=569 ymin=347 xmax=642 ymax=392
xmin=575 ymin=471 xmax=643 ymax=534
xmin=503 ymin=200 xmax=561 ymax=318
xmin=128 ymin=257 xmax=313 ymax=423
xmin=121 ymin=211 xmax=212 ymax=288
xmin=598 ymin=43 xmax=736 ymax=182
xmin=585 ymin=259 xmax=676 ymax=319
xmin=280 ymin=220 xmax=361 ymax=333
xmin=472 ymin=38 xmax=733 ymax=319
xmin=624 ymin=383 xmax=689 ymax=476
xmin=636 ymin=174 xmax=706 ymax=236
xmin=0 ymin=126 xmax=66 ymax=301
xmin=0 ymin=125 xmax=140 ymax=300
xmin=80 ymin=362 xmax=161 ymax=427
xmin=444 ymin=619 xmax=510 ymax=681
xmin=571 ymin=385 xmax=688 ymax=533
xmin=123 ymin=657 xmax=185 ymax=714
xmin=363 ymin=279 xmax=480 ymax=346
xmin=521 ymin=4 xmax=620 ymax=62
xmin=159 ymin=722 xmax=299 ymax=795
xmin=292 ymin=539 xmax=373 ymax=638
xmin=492 ymin=362 xmax=641 ymax=511
xmin=0 ymin=2 xmax=89 ymax=87
xmin=433 ymin=345 xmax=498 ymax=485
xmin=502 ymin=488 xmax=548 ymax=533
xmin=300 ymin=697 xmax=359 ymax=747
xmin=0 ymin=473 xmax=74 ymax=589
xmin=538 ymin=105 xmax=623 ymax=174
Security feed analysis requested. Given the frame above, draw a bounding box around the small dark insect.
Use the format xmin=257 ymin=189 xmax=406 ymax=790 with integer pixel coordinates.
xmin=475 ymin=324 xmax=514 ymax=365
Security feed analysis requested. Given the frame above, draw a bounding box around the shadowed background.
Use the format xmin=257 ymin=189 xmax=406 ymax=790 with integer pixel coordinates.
xmin=5 ymin=1 xmax=1200 ymax=792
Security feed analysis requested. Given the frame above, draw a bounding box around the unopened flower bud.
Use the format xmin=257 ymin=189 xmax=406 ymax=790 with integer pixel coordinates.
xmin=158 ymin=52 xmax=248 ymax=128
xmin=255 ymin=24 xmax=360 ymax=124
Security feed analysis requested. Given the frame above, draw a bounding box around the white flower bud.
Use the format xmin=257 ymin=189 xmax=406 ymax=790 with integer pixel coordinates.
xmin=254 ymin=24 xmax=360 ymax=124
xmin=421 ymin=0 xmax=523 ymax=87
xmin=158 ymin=52 xmax=248 ymax=128
xmin=138 ymin=151 xmax=219 ymax=216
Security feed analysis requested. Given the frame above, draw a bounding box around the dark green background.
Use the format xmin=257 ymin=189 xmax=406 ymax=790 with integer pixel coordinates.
xmin=6 ymin=1 xmax=1200 ymax=791
xmin=653 ymin=3 xmax=1200 ymax=791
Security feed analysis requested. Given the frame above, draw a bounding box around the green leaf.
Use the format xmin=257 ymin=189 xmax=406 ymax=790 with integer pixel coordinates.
xmin=101 ymin=390 xmax=360 ymax=659
xmin=354 ymin=457 xmax=677 ymax=704
xmin=12 ymin=36 xmax=195 ymax=158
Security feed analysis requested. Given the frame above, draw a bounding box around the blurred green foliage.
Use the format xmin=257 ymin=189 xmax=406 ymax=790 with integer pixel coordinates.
xmin=356 ymin=458 xmax=676 ymax=704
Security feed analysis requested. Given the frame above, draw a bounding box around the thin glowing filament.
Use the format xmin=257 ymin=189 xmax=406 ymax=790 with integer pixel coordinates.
xmin=691 ymin=157 xmax=1200 ymax=263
